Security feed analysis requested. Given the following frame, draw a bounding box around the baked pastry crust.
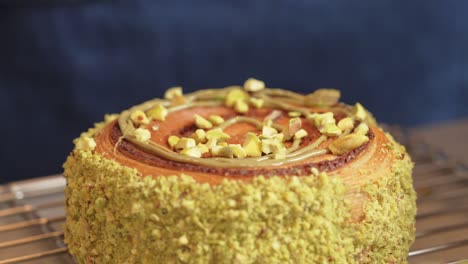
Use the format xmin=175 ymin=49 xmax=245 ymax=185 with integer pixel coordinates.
xmin=64 ymin=83 xmax=416 ymax=263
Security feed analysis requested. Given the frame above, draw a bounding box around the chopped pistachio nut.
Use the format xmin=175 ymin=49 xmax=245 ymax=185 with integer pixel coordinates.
xmin=354 ymin=123 xmax=369 ymax=135
xmin=178 ymin=235 xmax=189 ymax=245
xmin=230 ymin=144 xmax=247 ymax=158
xmin=264 ymin=110 xmax=282 ymax=122
xmin=273 ymin=148 xmax=287 ymax=159
xmin=319 ymin=123 xmax=342 ymax=136
xmin=218 ymin=142 xmax=228 ymax=147
xmin=305 ymin=88 xmax=341 ymax=107
xmin=218 ymin=146 xmax=234 ymax=158
xmin=206 ymin=138 xmax=218 ymax=149
xmin=180 ymin=147 xmax=202 ymax=158
xmin=168 ymin=135 xmax=180 ymax=148
xmin=75 ymin=137 xmax=96 ymax=151
xmin=191 ymin=129 xmax=207 ymax=143
xmin=196 ymin=143 xmax=209 ymax=154
xmin=208 ymin=115 xmax=224 ymax=125
xmin=243 ymin=78 xmax=265 ymax=92
xmin=283 ymin=117 xmax=302 ymax=140
xmin=175 ymin=137 xmax=196 ymax=150
xmin=130 ymin=110 xmax=150 ymax=125
xmin=294 ymin=129 xmax=308 ymax=139
xmin=261 ymin=138 xmax=285 ymax=155
xmin=147 ymin=104 xmax=168 ymax=121
xmin=210 ymin=145 xmax=223 ymax=156
xmin=164 ymin=86 xmax=183 ymax=99
xmin=272 ymin=133 xmax=285 ymax=142
xmin=288 ymin=111 xmax=302 ymax=117
xmin=353 ymin=103 xmax=367 ymax=121
xmin=328 ymin=134 xmax=369 ymax=155
xmin=234 ymin=99 xmax=249 ymax=113
xmin=225 ymin=88 xmax=249 ymax=107
xmin=262 ymin=126 xmax=278 ymax=138
xmin=171 ymin=95 xmax=187 ymax=106
xmin=194 ymin=114 xmax=213 ymax=129
xmin=249 ymin=97 xmax=264 ymax=108
xmin=134 ymin=128 xmax=151 ymax=142
xmin=206 ymin=128 xmax=230 ymax=141
xmin=242 ymin=133 xmax=262 ymax=157
xmin=337 ymin=117 xmax=354 ymax=131
xmin=311 ymin=167 xmax=320 ymax=176
xmin=308 ymin=112 xmax=335 ymax=128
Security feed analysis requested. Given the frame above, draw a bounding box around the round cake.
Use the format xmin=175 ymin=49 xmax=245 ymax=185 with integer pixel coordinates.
xmin=63 ymin=79 xmax=416 ymax=263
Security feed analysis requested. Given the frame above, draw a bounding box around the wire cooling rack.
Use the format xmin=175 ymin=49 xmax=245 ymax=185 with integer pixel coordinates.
xmin=0 ymin=138 xmax=467 ymax=263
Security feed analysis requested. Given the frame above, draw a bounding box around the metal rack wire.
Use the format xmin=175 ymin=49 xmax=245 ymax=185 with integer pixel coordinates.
xmin=0 ymin=138 xmax=467 ymax=263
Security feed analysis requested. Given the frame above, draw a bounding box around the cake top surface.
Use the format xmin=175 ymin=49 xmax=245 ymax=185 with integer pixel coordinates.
xmin=79 ymin=78 xmax=371 ymax=173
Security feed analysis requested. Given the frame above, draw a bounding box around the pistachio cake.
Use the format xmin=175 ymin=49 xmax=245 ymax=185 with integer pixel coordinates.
xmin=64 ymin=79 xmax=416 ymax=263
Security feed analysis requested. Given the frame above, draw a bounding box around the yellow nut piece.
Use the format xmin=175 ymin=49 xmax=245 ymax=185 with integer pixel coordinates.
xmin=261 ymin=138 xmax=285 ymax=155
xmin=147 ymin=104 xmax=168 ymax=121
xmin=328 ymin=134 xmax=369 ymax=155
xmin=170 ymin=95 xmax=187 ymax=106
xmin=234 ymin=99 xmax=249 ymax=113
xmin=218 ymin=142 xmax=228 ymax=147
xmin=283 ymin=117 xmax=302 ymax=140
xmin=354 ymin=123 xmax=369 ymax=135
xmin=210 ymin=145 xmax=223 ymax=156
xmin=337 ymin=117 xmax=354 ymax=131
xmin=353 ymin=103 xmax=367 ymax=121
xmin=294 ymin=129 xmax=308 ymax=139
xmin=208 ymin=115 xmax=224 ymax=125
xmin=191 ymin=129 xmax=207 ymax=143
xmin=206 ymin=128 xmax=230 ymax=141
xmin=288 ymin=111 xmax=302 ymax=117
xmin=264 ymin=110 xmax=282 ymax=122
xmin=167 ymin=135 xmax=180 ymax=148
xmin=229 ymin=144 xmax=247 ymax=158
xmin=225 ymin=88 xmax=249 ymax=107
xmin=178 ymin=235 xmax=189 ymax=246
xmin=130 ymin=110 xmax=150 ymax=125
xmin=310 ymin=167 xmax=320 ymax=176
xmin=194 ymin=114 xmax=213 ymax=129
xmin=218 ymin=146 xmax=234 ymax=158
xmin=249 ymin=97 xmax=264 ymax=108
xmin=262 ymin=125 xmax=278 ymax=138
xmin=273 ymin=148 xmax=287 ymax=160
xmin=164 ymin=86 xmax=183 ymax=99
xmin=308 ymin=112 xmax=335 ymax=128
xmin=134 ymin=128 xmax=151 ymax=142
xmin=243 ymin=78 xmax=265 ymax=92
xmin=242 ymin=133 xmax=262 ymax=157
xmin=272 ymin=133 xmax=285 ymax=142
xmin=175 ymin=137 xmax=196 ymax=150
xmin=305 ymin=88 xmax=341 ymax=107
xmin=206 ymin=138 xmax=218 ymax=149
xmin=75 ymin=137 xmax=96 ymax=151
xmin=180 ymin=147 xmax=202 ymax=158
xmin=196 ymin=143 xmax=209 ymax=154
xmin=319 ymin=123 xmax=342 ymax=136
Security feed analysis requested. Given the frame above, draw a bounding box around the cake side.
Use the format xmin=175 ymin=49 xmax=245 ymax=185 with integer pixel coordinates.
xmin=64 ymin=124 xmax=415 ymax=263
xmin=64 ymin=150 xmax=355 ymax=263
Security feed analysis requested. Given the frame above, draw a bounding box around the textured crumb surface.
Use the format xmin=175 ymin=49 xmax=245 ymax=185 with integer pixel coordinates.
xmin=64 ymin=117 xmax=415 ymax=263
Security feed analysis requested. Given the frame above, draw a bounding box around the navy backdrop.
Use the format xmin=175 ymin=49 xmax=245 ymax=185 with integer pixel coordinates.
xmin=1 ymin=1 xmax=467 ymax=182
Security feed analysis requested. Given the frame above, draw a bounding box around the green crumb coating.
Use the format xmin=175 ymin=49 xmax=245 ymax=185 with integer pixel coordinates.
xmin=64 ymin=123 xmax=415 ymax=264
xmin=64 ymin=151 xmax=355 ymax=263
xmin=354 ymin=134 xmax=416 ymax=264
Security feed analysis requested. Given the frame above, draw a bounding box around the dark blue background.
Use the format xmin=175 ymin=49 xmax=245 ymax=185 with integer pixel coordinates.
xmin=1 ymin=1 xmax=467 ymax=182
